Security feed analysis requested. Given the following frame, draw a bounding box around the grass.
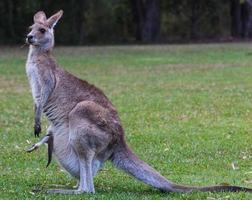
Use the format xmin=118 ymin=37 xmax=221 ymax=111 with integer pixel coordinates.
xmin=0 ymin=43 xmax=252 ymax=199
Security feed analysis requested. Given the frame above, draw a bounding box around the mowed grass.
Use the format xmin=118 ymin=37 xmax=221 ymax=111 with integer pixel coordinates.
xmin=0 ymin=43 xmax=252 ymax=199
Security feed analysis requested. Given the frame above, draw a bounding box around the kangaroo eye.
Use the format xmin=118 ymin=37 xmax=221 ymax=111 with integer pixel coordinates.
xmin=39 ymin=28 xmax=46 ymax=34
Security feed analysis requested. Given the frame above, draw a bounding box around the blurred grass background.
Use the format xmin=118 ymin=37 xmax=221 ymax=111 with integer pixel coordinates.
xmin=0 ymin=43 xmax=252 ymax=199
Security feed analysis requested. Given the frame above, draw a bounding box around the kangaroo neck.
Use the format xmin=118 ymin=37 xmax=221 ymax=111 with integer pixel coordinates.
xmin=28 ymin=45 xmax=52 ymax=61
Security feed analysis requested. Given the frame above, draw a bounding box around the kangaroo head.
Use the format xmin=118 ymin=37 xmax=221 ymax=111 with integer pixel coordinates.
xmin=26 ymin=10 xmax=63 ymax=50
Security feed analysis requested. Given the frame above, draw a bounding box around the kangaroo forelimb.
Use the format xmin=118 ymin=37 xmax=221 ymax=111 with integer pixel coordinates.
xmin=34 ymin=104 xmax=41 ymax=137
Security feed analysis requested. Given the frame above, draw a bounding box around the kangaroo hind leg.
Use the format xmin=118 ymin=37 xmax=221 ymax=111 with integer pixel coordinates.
xmin=47 ymin=101 xmax=111 ymax=194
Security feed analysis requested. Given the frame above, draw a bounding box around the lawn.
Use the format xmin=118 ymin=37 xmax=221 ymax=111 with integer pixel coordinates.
xmin=0 ymin=43 xmax=252 ymax=199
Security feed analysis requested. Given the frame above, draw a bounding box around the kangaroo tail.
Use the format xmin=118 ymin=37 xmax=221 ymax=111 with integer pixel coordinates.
xmin=110 ymin=142 xmax=252 ymax=193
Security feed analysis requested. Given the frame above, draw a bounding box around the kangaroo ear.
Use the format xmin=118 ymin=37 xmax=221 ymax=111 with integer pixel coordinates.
xmin=34 ymin=11 xmax=47 ymax=23
xmin=47 ymin=10 xmax=63 ymax=29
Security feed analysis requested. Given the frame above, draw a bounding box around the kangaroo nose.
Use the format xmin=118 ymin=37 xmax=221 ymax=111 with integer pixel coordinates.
xmin=27 ymin=35 xmax=33 ymax=42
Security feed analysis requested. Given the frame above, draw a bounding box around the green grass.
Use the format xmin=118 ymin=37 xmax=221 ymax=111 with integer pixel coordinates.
xmin=1 ymin=43 xmax=252 ymax=199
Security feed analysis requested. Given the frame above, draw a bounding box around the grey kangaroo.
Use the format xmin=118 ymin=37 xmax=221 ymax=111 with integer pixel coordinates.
xmin=25 ymin=10 xmax=252 ymax=194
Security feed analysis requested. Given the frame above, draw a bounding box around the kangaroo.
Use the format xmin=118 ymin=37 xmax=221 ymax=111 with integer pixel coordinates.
xmin=25 ymin=10 xmax=252 ymax=194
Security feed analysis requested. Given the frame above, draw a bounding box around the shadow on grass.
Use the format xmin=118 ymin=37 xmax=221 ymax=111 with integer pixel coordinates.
xmin=30 ymin=183 xmax=185 ymax=198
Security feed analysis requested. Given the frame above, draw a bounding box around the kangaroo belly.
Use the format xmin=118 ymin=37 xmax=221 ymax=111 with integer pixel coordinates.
xmin=52 ymin=127 xmax=80 ymax=179
xmin=51 ymin=124 xmax=107 ymax=179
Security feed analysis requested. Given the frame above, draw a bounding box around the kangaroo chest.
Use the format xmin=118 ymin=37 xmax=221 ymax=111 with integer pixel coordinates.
xmin=26 ymin=60 xmax=41 ymax=105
